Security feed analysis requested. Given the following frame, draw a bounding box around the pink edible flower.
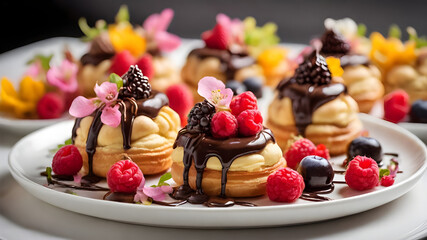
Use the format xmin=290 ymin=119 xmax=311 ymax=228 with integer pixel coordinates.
xmin=143 ymin=8 xmax=181 ymax=52
xmin=46 ymin=59 xmax=78 ymax=92
xmin=69 ymin=81 xmax=121 ymax=127
xmin=24 ymin=61 xmax=44 ymax=79
xmin=197 ymin=76 xmax=233 ymax=110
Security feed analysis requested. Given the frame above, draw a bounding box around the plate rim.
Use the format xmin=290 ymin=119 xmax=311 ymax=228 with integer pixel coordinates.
xmin=8 ymin=114 xmax=427 ymax=217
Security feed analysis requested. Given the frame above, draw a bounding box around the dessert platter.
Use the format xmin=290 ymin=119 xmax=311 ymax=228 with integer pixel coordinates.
xmin=3 ymin=8 xmax=427 ymax=230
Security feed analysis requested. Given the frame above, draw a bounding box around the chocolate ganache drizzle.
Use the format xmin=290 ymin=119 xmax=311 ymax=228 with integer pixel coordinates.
xmin=188 ymin=46 xmax=256 ymax=80
xmin=172 ymin=128 xmax=275 ymax=203
xmin=71 ymin=66 xmax=168 ymax=181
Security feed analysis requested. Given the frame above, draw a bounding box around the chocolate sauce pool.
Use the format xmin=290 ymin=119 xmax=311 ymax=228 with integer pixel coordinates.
xmin=71 ymin=91 xmax=168 ymax=181
xmin=188 ymin=47 xmax=255 ymax=80
xmin=172 ymin=128 xmax=275 ymax=203
xmin=276 ymin=78 xmax=347 ymax=135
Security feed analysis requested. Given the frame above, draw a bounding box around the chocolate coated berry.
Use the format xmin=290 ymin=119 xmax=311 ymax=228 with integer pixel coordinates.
xmin=320 ymin=30 xmax=351 ymax=57
xmin=347 ymin=137 xmax=383 ymax=165
xmin=410 ymin=100 xmax=427 ymax=123
xmin=243 ymin=77 xmax=263 ymax=98
xmin=297 ymin=155 xmax=334 ymax=191
xmin=226 ymin=80 xmax=246 ymax=96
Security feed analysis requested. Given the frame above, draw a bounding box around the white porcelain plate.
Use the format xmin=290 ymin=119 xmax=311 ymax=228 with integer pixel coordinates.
xmin=8 ymin=114 xmax=427 ymax=228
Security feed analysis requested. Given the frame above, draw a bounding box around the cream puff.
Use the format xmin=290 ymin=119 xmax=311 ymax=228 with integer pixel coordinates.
xmin=170 ymin=77 xmax=285 ymax=202
xmin=267 ymin=53 xmax=363 ymax=155
xmin=71 ymin=65 xmax=180 ymax=179
xmin=319 ymin=29 xmax=384 ymax=113
xmin=77 ymin=7 xmax=181 ymax=97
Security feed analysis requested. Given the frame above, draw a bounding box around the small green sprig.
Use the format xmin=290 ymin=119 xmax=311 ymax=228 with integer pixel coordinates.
xmin=109 ymin=73 xmax=123 ymax=91
xmin=46 ymin=167 xmax=53 ymax=184
xmin=388 ymin=24 xmax=401 ymax=39
xmin=27 ymin=54 xmax=53 ymax=72
xmin=151 ymin=172 xmax=172 ymax=187
xmin=49 ymin=138 xmax=72 ymax=154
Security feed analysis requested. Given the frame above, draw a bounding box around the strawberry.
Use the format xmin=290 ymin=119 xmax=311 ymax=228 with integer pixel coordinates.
xmin=135 ymin=54 xmax=154 ymax=80
xmin=202 ymin=23 xmax=229 ymax=50
xmin=37 ymin=93 xmax=65 ymax=119
xmin=110 ymin=50 xmax=135 ymax=76
xmin=165 ymin=84 xmax=194 ymax=126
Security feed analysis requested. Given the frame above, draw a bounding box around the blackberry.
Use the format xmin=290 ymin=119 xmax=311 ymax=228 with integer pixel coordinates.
xmin=320 ymin=30 xmax=351 ymax=57
xmin=119 ymin=65 xmax=151 ymax=99
xmin=294 ymin=53 xmax=331 ymax=85
xmin=186 ymin=100 xmax=216 ymax=133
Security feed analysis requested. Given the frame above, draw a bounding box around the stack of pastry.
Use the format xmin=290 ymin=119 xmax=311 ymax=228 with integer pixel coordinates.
xmin=170 ymin=77 xmax=285 ymax=201
xmin=77 ymin=7 xmax=181 ymax=97
xmin=267 ymin=53 xmax=363 ymax=155
xmin=71 ymin=65 xmax=181 ymax=178
xmin=318 ymin=28 xmax=384 ymax=113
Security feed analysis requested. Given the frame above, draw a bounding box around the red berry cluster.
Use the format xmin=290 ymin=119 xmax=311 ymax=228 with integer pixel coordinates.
xmin=211 ymin=91 xmax=263 ymax=138
xmin=202 ymin=23 xmax=230 ymax=50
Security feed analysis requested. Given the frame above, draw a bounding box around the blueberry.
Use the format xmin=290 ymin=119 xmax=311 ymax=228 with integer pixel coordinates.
xmin=410 ymin=100 xmax=427 ymax=123
xmin=347 ymin=137 xmax=383 ymax=165
xmin=243 ymin=77 xmax=263 ymax=98
xmin=225 ymin=80 xmax=246 ymax=96
xmin=297 ymin=155 xmax=334 ymax=191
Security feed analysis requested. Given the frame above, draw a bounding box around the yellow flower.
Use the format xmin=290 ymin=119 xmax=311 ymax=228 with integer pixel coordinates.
xmin=325 ymin=57 xmax=344 ymax=77
xmin=257 ymin=47 xmax=288 ymax=75
xmin=369 ymin=32 xmax=416 ymax=72
xmin=0 ymin=76 xmax=45 ymax=118
xmin=108 ymin=22 xmax=146 ymax=57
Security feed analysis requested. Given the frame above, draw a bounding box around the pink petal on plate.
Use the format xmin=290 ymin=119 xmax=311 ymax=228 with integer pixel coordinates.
xmin=160 ymin=185 xmax=173 ymax=194
xmin=94 ymin=82 xmax=118 ymax=104
xmin=143 ymin=186 xmax=165 ymax=201
xmin=155 ymin=31 xmax=181 ymax=52
xmin=69 ymin=96 xmax=97 ymax=118
xmin=133 ymin=191 xmax=148 ymax=203
xmin=101 ymin=105 xmax=121 ymax=128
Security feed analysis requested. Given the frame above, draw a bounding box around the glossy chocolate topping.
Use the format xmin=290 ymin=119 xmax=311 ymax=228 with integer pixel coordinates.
xmin=276 ymin=77 xmax=346 ymax=135
xmin=173 ymin=128 xmax=275 ymax=200
xmin=80 ymin=33 xmax=115 ymax=66
xmin=71 ymin=91 xmax=168 ymax=180
xmin=188 ymin=47 xmax=256 ymax=80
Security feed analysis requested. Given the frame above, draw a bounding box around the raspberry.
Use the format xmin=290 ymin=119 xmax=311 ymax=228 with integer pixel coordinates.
xmin=110 ymin=50 xmax=136 ymax=76
xmin=383 ymin=90 xmax=410 ymax=123
xmin=37 ymin=93 xmax=65 ymax=119
xmin=165 ymin=84 xmax=194 ymax=127
xmin=266 ymin=168 xmax=305 ymax=202
xmin=237 ymin=109 xmax=263 ymax=136
xmin=315 ymin=144 xmax=330 ymax=160
xmin=52 ymin=145 xmax=83 ymax=175
xmin=135 ymin=54 xmax=154 ymax=80
xmin=202 ymin=23 xmax=229 ymax=50
xmin=211 ymin=111 xmax=238 ymax=138
xmin=230 ymin=91 xmax=258 ymax=117
xmin=345 ymin=156 xmax=379 ymax=191
xmin=284 ymin=138 xmax=317 ymax=169
xmin=107 ymin=160 xmax=144 ymax=193
xmin=380 ymin=175 xmax=395 ymax=187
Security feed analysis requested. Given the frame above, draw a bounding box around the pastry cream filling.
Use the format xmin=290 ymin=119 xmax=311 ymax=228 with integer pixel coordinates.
xmin=171 ymin=142 xmax=282 ymax=172
xmin=74 ymin=106 xmax=180 ymax=150
xmin=268 ymin=93 xmax=359 ymax=128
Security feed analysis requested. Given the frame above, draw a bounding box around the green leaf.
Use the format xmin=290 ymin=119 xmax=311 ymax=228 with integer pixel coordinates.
xmin=407 ymin=27 xmax=427 ymax=48
xmin=157 ymin=172 xmax=172 ymax=186
xmin=46 ymin=167 xmax=53 ymax=184
xmin=115 ymin=5 xmax=129 ymax=23
xmin=109 ymin=73 xmax=123 ymax=91
xmin=357 ymin=23 xmax=367 ymax=37
xmin=388 ymin=24 xmax=401 ymax=39
xmin=49 ymin=138 xmax=72 ymax=154
xmin=379 ymin=168 xmax=390 ymax=180
xmin=27 ymin=54 xmax=53 ymax=71
xmin=78 ymin=18 xmax=105 ymax=41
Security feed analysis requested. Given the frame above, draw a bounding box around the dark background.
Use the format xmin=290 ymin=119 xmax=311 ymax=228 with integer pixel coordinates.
xmin=2 ymin=0 xmax=427 ymax=53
